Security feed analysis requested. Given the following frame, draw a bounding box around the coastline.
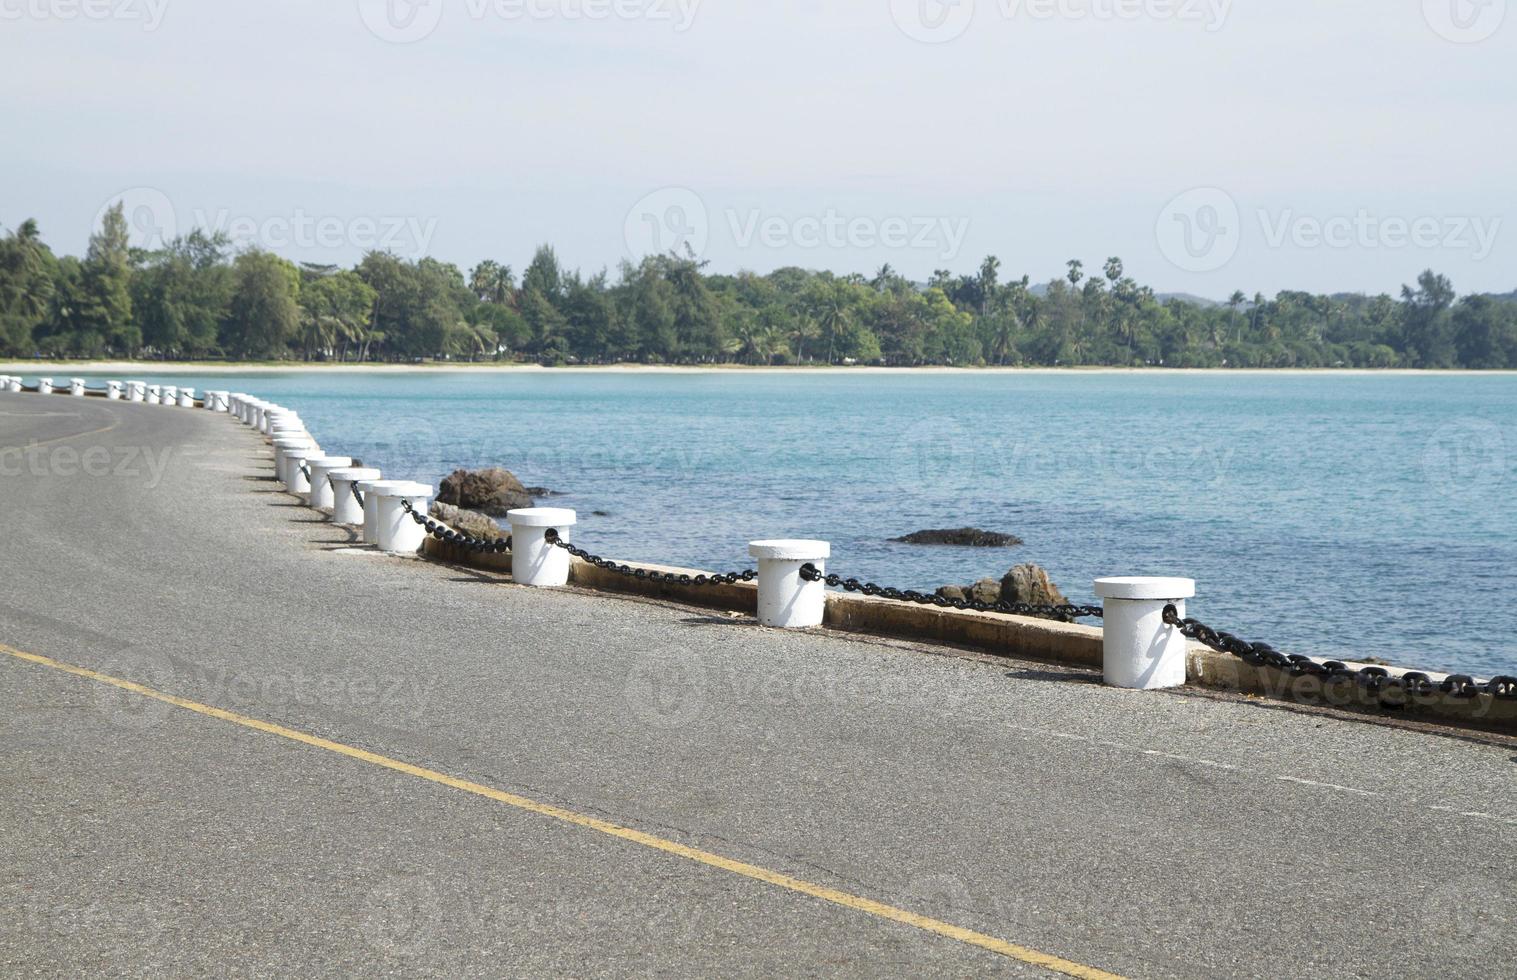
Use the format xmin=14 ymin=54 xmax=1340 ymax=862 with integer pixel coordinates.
xmin=3 ymin=361 xmax=1515 ymax=377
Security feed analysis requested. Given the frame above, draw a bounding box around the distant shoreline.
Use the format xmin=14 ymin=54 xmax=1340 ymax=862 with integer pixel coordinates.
xmin=3 ymin=361 xmax=1515 ymax=377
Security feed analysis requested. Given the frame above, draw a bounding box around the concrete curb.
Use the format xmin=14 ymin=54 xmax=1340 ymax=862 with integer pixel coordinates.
xmin=421 ymin=535 xmax=1516 ymax=735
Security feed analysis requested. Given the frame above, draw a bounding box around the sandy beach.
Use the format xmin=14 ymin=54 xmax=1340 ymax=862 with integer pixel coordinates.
xmin=3 ymin=361 xmax=1514 ymax=377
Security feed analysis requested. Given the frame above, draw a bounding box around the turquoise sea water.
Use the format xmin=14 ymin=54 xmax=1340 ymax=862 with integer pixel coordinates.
xmin=60 ymin=370 xmax=1517 ymax=676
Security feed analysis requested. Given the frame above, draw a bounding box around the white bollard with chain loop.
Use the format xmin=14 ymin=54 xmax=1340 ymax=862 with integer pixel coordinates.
xmin=283 ymin=447 xmax=326 ymax=495
xmin=70 ymin=378 xmax=86 ymax=396
xmin=748 ymin=540 xmax=830 ymax=628
xmin=358 ymin=479 xmax=406 ymax=544
xmin=328 ymin=467 xmax=382 ymax=524
xmin=1093 ymin=577 xmax=1197 ymax=690
xmin=178 ymin=387 xmax=196 ymax=408
xmin=272 ymin=436 xmax=318 ymax=485
xmin=146 ymin=384 xmax=162 ymax=405
xmin=38 ymin=378 xmax=54 ymax=395
xmin=375 ymin=483 xmax=435 ymax=554
xmin=304 ymin=456 xmax=354 ymax=509
xmin=507 ymin=508 xmax=577 ymax=587
xmin=162 ymin=385 xmax=179 ymax=406
xmin=127 ymin=381 xmax=145 ymax=402
xmin=107 ymin=380 xmax=123 ymax=400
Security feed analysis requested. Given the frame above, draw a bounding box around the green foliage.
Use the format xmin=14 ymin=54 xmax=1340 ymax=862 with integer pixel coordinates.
xmin=2 ymin=214 xmax=1515 ymax=368
xmin=224 ymin=251 xmax=300 ymax=358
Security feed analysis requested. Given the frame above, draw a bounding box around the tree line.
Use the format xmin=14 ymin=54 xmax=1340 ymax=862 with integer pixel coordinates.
xmin=3 ymin=205 xmax=1515 ymax=368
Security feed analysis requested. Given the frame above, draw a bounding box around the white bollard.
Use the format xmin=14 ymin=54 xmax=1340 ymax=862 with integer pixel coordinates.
xmin=162 ymin=385 xmax=178 ymax=405
xmin=206 ymin=390 xmax=228 ymax=411
xmin=272 ymin=436 xmax=317 ymax=485
xmin=126 ymin=381 xmax=144 ymax=402
xmin=1093 ymin=577 xmax=1197 ymax=690
xmin=261 ymin=407 xmax=293 ymax=436
xmin=358 ymin=479 xmax=406 ymax=544
xmin=268 ymin=420 xmax=306 ymax=443
xmin=107 ymin=380 xmax=123 ymax=400
xmin=328 ymin=467 xmax=382 ymax=524
xmin=375 ymin=483 xmax=435 ymax=554
xmin=506 ymin=508 xmax=578 ymax=587
xmin=283 ymin=447 xmax=326 ymax=495
xmin=178 ymin=387 xmax=196 ymax=408
xmin=38 ymin=378 xmax=54 ymax=395
xmin=70 ymin=378 xmax=86 ymax=396
xmin=748 ymin=540 xmax=830 ymax=628
xmin=304 ymin=456 xmax=354 ymax=509
xmin=146 ymin=384 xmax=161 ymax=405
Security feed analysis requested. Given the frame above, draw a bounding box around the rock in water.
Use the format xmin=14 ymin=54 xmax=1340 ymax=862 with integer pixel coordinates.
xmin=437 ymin=467 xmax=533 ymax=516
xmin=891 ymin=528 xmax=1023 ymax=547
xmin=1000 ymin=564 xmax=1068 ymax=607
xmin=429 ymin=501 xmax=506 ymax=541
xmin=970 ymin=578 xmax=1003 ymax=605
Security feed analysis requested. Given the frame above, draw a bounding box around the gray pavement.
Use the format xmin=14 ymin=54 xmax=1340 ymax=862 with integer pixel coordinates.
xmin=1 ymin=390 xmax=1514 ymax=979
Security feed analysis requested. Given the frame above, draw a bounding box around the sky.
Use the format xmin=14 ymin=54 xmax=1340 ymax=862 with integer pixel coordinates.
xmin=2 ymin=0 xmax=1514 ymax=299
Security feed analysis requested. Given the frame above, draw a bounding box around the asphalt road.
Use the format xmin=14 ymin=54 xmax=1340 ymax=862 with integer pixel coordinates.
xmin=2 ymin=391 xmax=1514 ymax=978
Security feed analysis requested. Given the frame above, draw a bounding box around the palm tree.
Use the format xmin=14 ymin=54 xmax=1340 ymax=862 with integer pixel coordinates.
xmin=1227 ymin=290 xmax=1245 ymax=344
xmin=803 ymin=278 xmax=855 ymax=364
xmin=789 ymin=314 xmax=820 ymax=363
xmin=756 ymin=326 xmax=790 ymax=365
xmin=977 ymin=255 xmax=1001 ymax=315
xmin=469 ymin=260 xmax=515 ymax=305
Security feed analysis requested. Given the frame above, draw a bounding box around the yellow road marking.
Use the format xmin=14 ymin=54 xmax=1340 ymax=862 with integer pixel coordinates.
xmin=2 ymin=643 xmax=1123 ymax=979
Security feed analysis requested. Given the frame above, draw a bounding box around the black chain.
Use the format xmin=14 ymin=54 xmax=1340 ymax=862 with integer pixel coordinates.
xmin=544 ymin=528 xmax=757 ymax=586
xmin=797 ymin=564 xmax=1102 ymax=622
xmin=351 ymin=485 xmax=365 ymax=508
xmin=400 ymin=498 xmax=512 ymax=554
xmin=299 ymin=462 xmax=311 ymax=481
xmin=1162 ymin=605 xmax=1517 ymax=700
